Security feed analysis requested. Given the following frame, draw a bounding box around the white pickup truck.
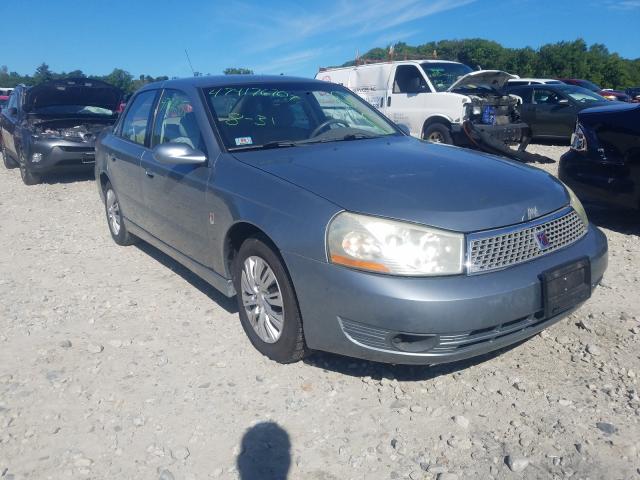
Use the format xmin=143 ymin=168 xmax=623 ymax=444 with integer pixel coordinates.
xmin=316 ymin=60 xmax=529 ymax=148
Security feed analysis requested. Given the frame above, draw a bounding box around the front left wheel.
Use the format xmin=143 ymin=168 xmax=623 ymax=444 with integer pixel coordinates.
xmin=233 ymin=237 xmax=307 ymax=363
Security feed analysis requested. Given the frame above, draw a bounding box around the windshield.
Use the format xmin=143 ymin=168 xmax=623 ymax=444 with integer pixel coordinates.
xmin=205 ymin=83 xmax=398 ymax=150
xmin=561 ymin=86 xmax=606 ymax=104
xmin=420 ymin=62 xmax=473 ymax=92
xmin=31 ymin=105 xmax=115 ymax=116
xmin=575 ymin=80 xmax=601 ymax=92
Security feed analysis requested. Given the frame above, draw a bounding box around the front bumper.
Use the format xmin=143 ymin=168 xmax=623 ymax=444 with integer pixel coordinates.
xmin=284 ymin=224 xmax=608 ymax=365
xmin=453 ymin=122 xmax=529 ymax=146
xmin=26 ymin=139 xmax=96 ymax=173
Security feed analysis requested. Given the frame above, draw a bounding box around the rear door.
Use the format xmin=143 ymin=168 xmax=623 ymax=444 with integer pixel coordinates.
xmin=103 ymin=89 xmax=158 ymax=226
xmin=141 ymin=88 xmax=213 ymax=265
xmin=510 ymin=87 xmax=537 ymax=134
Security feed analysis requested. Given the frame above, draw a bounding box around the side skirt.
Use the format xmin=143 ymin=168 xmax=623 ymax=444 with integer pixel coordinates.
xmin=126 ymin=219 xmax=236 ymax=297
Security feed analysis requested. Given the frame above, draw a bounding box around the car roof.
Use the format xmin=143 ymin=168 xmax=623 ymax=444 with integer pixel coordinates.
xmin=138 ymin=75 xmax=327 ymax=92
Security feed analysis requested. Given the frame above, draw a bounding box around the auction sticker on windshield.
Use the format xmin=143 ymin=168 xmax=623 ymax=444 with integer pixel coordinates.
xmin=235 ymin=136 xmax=253 ymax=146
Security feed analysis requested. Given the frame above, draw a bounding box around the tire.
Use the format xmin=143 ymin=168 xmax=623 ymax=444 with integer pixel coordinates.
xmin=104 ymin=181 xmax=136 ymax=246
xmin=1 ymin=144 xmax=18 ymax=169
xmin=233 ymin=237 xmax=307 ymax=363
xmin=423 ymin=123 xmax=453 ymax=144
xmin=19 ymin=164 xmax=41 ymax=185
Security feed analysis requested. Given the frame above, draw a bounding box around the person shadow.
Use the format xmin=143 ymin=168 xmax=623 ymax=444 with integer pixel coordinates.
xmin=237 ymin=422 xmax=291 ymax=480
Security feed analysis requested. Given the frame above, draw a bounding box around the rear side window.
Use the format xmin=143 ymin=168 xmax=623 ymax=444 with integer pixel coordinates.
xmin=509 ymin=88 xmax=532 ymax=103
xmin=120 ymin=90 xmax=156 ymax=145
xmin=151 ymin=90 xmax=204 ymax=151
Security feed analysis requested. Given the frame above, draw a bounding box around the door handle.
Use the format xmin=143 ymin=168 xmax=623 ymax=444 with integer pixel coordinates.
xmin=387 ymin=96 xmax=391 ymax=107
xmin=145 ymin=169 xmax=154 ymax=178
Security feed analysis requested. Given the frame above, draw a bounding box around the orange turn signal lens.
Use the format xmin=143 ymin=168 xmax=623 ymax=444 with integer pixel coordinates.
xmin=330 ymin=254 xmax=390 ymax=273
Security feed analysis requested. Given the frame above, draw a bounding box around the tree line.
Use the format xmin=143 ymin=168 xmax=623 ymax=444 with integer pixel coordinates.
xmin=0 ymin=64 xmax=255 ymax=94
xmin=2 ymin=38 xmax=638 ymax=92
xmin=342 ymin=38 xmax=640 ymax=89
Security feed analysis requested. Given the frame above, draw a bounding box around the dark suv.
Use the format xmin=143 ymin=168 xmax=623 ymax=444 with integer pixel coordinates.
xmin=0 ymin=78 xmax=122 ymax=184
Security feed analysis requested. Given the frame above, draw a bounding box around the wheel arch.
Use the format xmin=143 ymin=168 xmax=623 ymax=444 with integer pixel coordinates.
xmin=224 ymin=221 xmax=281 ymax=280
xmin=422 ymin=115 xmax=453 ymax=137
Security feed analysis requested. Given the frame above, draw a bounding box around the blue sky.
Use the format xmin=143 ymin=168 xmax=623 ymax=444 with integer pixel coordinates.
xmin=2 ymin=0 xmax=639 ymax=79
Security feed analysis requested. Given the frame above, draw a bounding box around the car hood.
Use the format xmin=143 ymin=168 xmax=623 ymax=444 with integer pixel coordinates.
xmin=447 ymin=70 xmax=517 ymax=92
xmin=24 ymin=77 xmax=122 ymax=113
xmin=232 ymin=136 xmax=569 ymax=232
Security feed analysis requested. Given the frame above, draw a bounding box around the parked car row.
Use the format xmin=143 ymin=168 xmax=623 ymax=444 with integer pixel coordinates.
xmin=0 ymin=74 xmax=609 ymax=366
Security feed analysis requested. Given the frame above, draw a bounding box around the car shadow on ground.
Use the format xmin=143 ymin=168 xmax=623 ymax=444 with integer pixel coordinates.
xmin=42 ymin=171 xmax=95 ymax=184
xmin=585 ymin=204 xmax=640 ymax=236
xmin=304 ymin=338 xmax=530 ymax=382
xmin=135 ymin=241 xmax=238 ymax=314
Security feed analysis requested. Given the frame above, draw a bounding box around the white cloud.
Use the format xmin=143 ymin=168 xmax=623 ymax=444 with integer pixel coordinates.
xmin=218 ymin=0 xmax=477 ymax=52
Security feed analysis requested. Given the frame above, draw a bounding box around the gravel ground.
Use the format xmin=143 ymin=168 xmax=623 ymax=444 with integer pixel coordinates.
xmin=0 ymin=144 xmax=639 ymax=480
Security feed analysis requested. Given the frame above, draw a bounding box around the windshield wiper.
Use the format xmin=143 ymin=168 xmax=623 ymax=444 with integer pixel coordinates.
xmin=230 ymin=140 xmax=298 ymax=151
xmin=339 ymin=133 xmax=379 ymax=141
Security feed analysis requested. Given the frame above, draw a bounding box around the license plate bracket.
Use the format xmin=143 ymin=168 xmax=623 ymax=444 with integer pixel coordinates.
xmin=541 ymin=257 xmax=591 ymax=318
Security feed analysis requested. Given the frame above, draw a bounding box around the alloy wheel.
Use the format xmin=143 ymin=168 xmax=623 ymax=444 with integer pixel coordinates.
xmin=106 ymin=189 xmax=121 ymax=235
xmin=240 ymin=256 xmax=285 ymax=343
xmin=428 ymin=131 xmax=445 ymax=143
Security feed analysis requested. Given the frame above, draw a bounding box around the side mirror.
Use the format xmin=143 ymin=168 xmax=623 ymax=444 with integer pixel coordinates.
xmin=397 ymin=124 xmax=411 ymax=135
xmin=153 ymin=142 xmax=207 ymax=165
xmin=558 ymin=98 xmax=570 ymax=106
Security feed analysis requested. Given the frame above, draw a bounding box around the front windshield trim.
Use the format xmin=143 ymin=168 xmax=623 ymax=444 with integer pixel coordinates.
xmin=203 ymin=82 xmax=401 ymax=152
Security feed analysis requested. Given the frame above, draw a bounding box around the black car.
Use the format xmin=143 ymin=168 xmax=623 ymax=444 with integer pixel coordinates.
xmin=559 ymin=102 xmax=640 ymax=211
xmin=0 ymin=78 xmax=122 ymax=185
xmin=505 ymin=84 xmax=610 ymax=140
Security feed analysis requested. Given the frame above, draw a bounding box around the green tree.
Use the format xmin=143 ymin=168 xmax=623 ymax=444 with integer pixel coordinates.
xmin=102 ymin=68 xmax=133 ymax=93
xmin=33 ymin=62 xmax=53 ymax=84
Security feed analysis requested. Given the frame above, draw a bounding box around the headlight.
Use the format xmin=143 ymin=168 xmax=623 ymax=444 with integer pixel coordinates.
xmin=327 ymin=212 xmax=464 ymax=276
xmin=565 ymin=185 xmax=589 ymax=227
xmin=570 ymin=122 xmax=587 ymax=152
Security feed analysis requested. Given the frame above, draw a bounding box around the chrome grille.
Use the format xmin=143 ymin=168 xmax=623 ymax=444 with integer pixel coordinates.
xmin=468 ymin=208 xmax=587 ymax=274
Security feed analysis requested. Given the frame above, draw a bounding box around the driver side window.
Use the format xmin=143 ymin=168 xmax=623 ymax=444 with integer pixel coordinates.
xmin=152 ymin=90 xmax=204 ymax=151
xmin=393 ymin=66 xmax=428 ymax=94
xmin=534 ymin=89 xmax=561 ymax=105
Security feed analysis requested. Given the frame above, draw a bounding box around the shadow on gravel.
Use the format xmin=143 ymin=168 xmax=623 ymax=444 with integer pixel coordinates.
xmin=585 ymin=204 xmax=640 ymax=236
xmin=42 ymin=171 xmax=95 ymax=184
xmin=237 ymin=422 xmax=291 ymax=480
xmin=135 ymin=242 xmax=238 ymax=314
xmin=304 ymin=338 xmax=530 ymax=382
xmin=529 ymin=138 xmax=571 ymax=147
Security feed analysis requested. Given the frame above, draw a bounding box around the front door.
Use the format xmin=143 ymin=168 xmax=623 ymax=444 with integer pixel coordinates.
xmin=532 ymin=88 xmax=577 ymax=138
xmin=384 ymin=65 xmax=430 ymax=137
xmin=141 ymin=89 xmax=212 ymax=266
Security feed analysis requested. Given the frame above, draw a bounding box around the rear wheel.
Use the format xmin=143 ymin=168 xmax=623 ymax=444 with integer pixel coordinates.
xmin=104 ymin=181 xmax=136 ymax=246
xmin=233 ymin=237 xmax=307 ymax=363
xmin=423 ymin=123 xmax=453 ymax=144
